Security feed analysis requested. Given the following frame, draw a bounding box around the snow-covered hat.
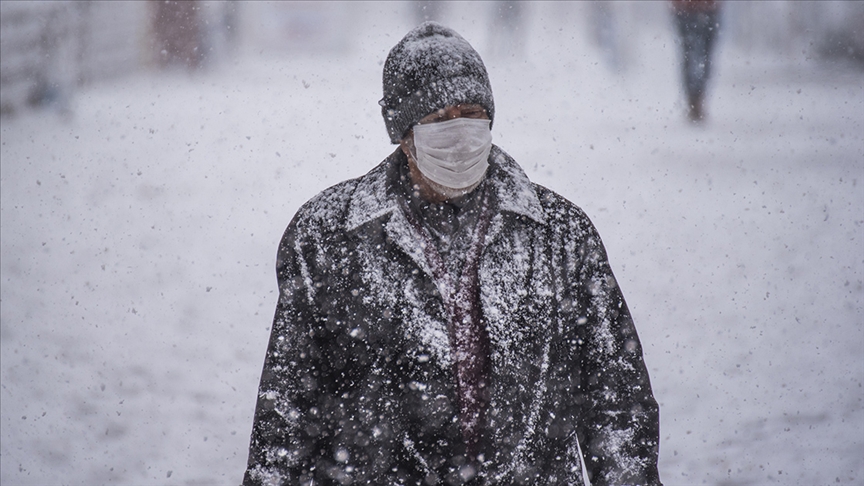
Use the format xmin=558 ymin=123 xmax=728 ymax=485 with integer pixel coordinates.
xmin=380 ymin=22 xmax=495 ymax=144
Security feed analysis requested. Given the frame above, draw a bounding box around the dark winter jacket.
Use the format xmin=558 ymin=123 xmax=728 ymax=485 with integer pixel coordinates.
xmin=243 ymin=146 xmax=661 ymax=486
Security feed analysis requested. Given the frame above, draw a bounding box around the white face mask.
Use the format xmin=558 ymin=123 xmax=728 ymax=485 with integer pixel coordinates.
xmin=411 ymin=117 xmax=492 ymax=190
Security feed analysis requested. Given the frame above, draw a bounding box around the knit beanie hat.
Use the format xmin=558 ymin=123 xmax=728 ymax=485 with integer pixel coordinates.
xmin=380 ymin=22 xmax=495 ymax=144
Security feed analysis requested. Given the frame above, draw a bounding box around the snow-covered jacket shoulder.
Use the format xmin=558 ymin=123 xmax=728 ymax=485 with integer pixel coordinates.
xmin=243 ymin=146 xmax=661 ymax=486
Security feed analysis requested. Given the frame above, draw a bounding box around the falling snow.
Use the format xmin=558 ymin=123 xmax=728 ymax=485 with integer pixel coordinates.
xmin=1 ymin=2 xmax=862 ymax=485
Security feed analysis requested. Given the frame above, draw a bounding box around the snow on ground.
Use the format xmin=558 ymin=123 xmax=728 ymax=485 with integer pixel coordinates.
xmin=1 ymin=4 xmax=862 ymax=485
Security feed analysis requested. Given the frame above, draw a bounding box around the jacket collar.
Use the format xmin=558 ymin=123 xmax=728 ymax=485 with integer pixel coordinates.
xmin=345 ymin=145 xmax=546 ymax=232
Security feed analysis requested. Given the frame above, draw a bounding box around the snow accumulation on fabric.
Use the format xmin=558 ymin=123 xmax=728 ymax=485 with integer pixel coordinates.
xmin=1 ymin=2 xmax=862 ymax=485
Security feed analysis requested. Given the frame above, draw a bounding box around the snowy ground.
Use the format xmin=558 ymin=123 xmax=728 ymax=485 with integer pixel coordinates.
xmin=2 ymin=4 xmax=862 ymax=485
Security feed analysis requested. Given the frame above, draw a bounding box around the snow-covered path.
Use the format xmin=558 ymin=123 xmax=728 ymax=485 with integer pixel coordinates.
xmin=2 ymin=7 xmax=862 ymax=485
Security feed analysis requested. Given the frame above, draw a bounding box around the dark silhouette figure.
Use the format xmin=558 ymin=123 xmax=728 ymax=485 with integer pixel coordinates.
xmin=672 ymin=0 xmax=721 ymax=122
xmin=152 ymin=0 xmax=204 ymax=70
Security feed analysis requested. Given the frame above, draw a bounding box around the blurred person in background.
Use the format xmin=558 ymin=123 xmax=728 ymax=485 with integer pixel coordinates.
xmin=152 ymin=0 xmax=204 ymax=69
xmin=26 ymin=2 xmax=75 ymax=116
xmin=488 ymin=1 xmax=525 ymax=60
xmin=413 ymin=1 xmax=445 ymax=24
xmin=590 ymin=1 xmax=622 ymax=73
xmin=671 ymin=0 xmax=722 ymax=122
xmin=243 ymin=22 xmax=661 ymax=486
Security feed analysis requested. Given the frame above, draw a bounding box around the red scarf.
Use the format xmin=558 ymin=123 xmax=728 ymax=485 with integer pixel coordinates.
xmin=401 ymin=186 xmax=493 ymax=460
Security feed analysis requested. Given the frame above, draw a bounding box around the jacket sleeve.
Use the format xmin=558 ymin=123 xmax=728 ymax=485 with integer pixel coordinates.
xmin=242 ymin=219 xmax=326 ymax=486
xmin=572 ymin=217 xmax=662 ymax=486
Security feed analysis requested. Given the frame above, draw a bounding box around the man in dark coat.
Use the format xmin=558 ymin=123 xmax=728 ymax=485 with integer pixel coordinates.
xmin=243 ymin=22 xmax=662 ymax=486
xmin=671 ymin=0 xmax=722 ymax=122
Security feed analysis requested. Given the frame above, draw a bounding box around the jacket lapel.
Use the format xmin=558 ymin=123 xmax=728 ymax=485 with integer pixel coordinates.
xmin=484 ymin=146 xmax=547 ymax=239
xmin=479 ymin=146 xmax=550 ymax=353
xmin=345 ymin=152 xmax=436 ymax=281
xmin=345 ymin=146 xmax=546 ymax=280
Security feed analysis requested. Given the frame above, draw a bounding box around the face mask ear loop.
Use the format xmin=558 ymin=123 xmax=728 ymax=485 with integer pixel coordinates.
xmin=408 ymin=141 xmax=417 ymax=165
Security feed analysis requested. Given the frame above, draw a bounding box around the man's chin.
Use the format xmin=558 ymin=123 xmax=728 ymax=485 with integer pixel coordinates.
xmin=426 ymin=176 xmax=484 ymax=202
